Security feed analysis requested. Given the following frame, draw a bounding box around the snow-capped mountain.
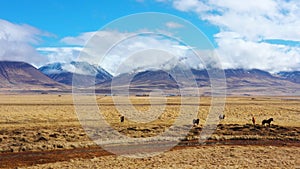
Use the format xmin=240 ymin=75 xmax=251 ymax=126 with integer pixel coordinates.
xmin=1 ymin=59 xmax=300 ymax=95
xmin=0 ymin=61 xmax=65 ymax=90
xmin=96 ymin=68 xmax=300 ymax=95
xmin=277 ymin=71 xmax=300 ymax=84
xmin=39 ymin=61 xmax=112 ymax=86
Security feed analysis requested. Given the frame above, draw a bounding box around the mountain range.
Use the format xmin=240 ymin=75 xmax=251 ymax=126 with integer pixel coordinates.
xmin=95 ymin=68 xmax=300 ymax=95
xmin=0 ymin=61 xmax=65 ymax=92
xmin=39 ymin=61 xmax=112 ymax=86
xmin=1 ymin=60 xmax=300 ymax=95
xmin=277 ymin=71 xmax=300 ymax=84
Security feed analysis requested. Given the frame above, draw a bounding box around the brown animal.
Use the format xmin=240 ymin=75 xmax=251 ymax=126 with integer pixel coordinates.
xmin=120 ymin=116 xmax=125 ymax=123
xmin=262 ymin=118 xmax=273 ymax=126
xmin=252 ymin=116 xmax=255 ymax=125
xmin=219 ymin=114 xmax=225 ymax=120
xmin=193 ymin=118 xmax=199 ymax=126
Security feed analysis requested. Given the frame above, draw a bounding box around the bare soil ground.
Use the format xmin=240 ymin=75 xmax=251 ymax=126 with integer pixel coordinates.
xmin=0 ymin=95 xmax=299 ymax=168
xmin=21 ymin=145 xmax=300 ymax=169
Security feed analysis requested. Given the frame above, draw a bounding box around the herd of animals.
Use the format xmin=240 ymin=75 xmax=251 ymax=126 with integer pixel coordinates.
xmin=192 ymin=115 xmax=274 ymax=126
xmin=119 ymin=115 xmax=274 ymax=126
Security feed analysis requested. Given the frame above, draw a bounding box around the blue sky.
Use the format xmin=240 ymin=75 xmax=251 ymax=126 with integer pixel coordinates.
xmin=1 ymin=0 xmax=300 ymax=73
xmin=0 ymin=0 xmax=218 ymax=46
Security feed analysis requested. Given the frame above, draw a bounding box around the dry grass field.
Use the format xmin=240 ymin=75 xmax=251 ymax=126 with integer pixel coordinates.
xmin=0 ymin=94 xmax=299 ymax=168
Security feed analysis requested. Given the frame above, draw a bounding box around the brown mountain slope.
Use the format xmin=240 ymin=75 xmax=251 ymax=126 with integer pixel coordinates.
xmin=0 ymin=61 xmax=66 ymax=91
xmin=96 ymin=68 xmax=300 ymax=96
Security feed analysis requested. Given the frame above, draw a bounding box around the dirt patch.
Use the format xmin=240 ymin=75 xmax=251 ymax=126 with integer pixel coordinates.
xmin=1 ymin=95 xmax=300 ymax=168
xmin=1 ymin=139 xmax=299 ymax=168
xmin=1 ymin=124 xmax=299 ymax=155
xmin=8 ymin=145 xmax=299 ymax=169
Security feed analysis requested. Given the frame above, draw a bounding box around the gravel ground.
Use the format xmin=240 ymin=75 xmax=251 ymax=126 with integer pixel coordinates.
xmin=22 ymin=145 xmax=299 ymax=169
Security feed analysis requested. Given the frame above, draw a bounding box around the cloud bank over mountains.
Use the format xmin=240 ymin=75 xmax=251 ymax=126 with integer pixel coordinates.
xmin=160 ymin=0 xmax=300 ymax=72
xmin=0 ymin=19 xmax=49 ymax=66
xmin=1 ymin=0 xmax=300 ymax=73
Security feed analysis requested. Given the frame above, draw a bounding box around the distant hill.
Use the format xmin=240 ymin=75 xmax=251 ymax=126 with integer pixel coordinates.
xmin=2 ymin=60 xmax=300 ymax=95
xmin=277 ymin=71 xmax=300 ymax=84
xmin=222 ymin=69 xmax=300 ymax=95
xmin=0 ymin=61 xmax=65 ymax=91
xmin=224 ymin=69 xmax=281 ymax=88
xmin=96 ymin=69 xmax=179 ymax=94
xmin=96 ymin=68 xmax=300 ymax=95
xmin=39 ymin=61 xmax=112 ymax=86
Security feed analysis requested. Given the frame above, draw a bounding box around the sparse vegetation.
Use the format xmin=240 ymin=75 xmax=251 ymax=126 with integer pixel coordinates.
xmin=0 ymin=95 xmax=299 ymax=168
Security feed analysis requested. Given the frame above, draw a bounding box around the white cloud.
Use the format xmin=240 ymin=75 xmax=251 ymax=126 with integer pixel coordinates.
xmin=157 ymin=0 xmax=300 ymax=72
xmin=35 ymin=0 xmax=300 ymax=74
xmin=100 ymin=35 xmax=188 ymax=75
xmin=171 ymin=0 xmax=300 ymax=42
xmin=206 ymin=0 xmax=300 ymax=42
xmin=61 ymin=32 xmax=95 ymax=46
xmin=0 ymin=19 xmax=49 ymax=66
xmin=37 ymin=47 xmax=82 ymax=64
xmin=215 ymin=35 xmax=300 ymax=72
xmin=165 ymin=21 xmax=184 ymax=29
xmin=85 ymin=31 xmax=193 ymax=75
xmin=42 ymin=30 xmax=132 ymax=68
xmin=56 ymin=30 xmax=207 ymax=76
xmin=173 ymin=0 xmax=211 ymax=14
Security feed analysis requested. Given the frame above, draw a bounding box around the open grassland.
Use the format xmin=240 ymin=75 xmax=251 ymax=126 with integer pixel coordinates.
xmin=1 ymin=95 xmax=299 ymax=128
xmin=0 ymin=94 xmax=299 ymax=168
xmin=23 ymin=145 xmax=300 ymax=169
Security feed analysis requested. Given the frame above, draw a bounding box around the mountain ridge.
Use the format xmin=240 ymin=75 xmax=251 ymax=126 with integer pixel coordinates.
xmin=277 ymin=71 xmax=300 ymax=84
xmin=1 ymin=60 xmax=300 ymax=95
xmin=0 ymin=61 xmax=66 ymax=91
xmin=39 ymin=61 xmax=112 ymax=86
xmin=96 ymin=68 xmax=300 ymax=95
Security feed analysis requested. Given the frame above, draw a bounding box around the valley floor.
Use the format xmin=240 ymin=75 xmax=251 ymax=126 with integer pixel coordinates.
xmin=0 ymin=94 xmax=299 ymax=168
xmin=21 ymin=145 xmax=300 ymax=169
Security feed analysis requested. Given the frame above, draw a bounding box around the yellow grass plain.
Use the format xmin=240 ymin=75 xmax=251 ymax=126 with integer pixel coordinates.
xmin=0 ymin=94 xmax=299 ymax=168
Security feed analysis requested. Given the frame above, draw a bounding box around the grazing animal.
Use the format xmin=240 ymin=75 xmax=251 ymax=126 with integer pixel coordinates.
xmin=252 ymin=116 xmax=256 ymax=125
xmin=193 ymin=118 xmax=200 ymax=126
xmin=219 ymin=114 xmax=225 ymax=120
xmin=120 ymin=116 xmax=125 ymax=123
xmin=262 ymin=118 xmax=273 ymax=126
